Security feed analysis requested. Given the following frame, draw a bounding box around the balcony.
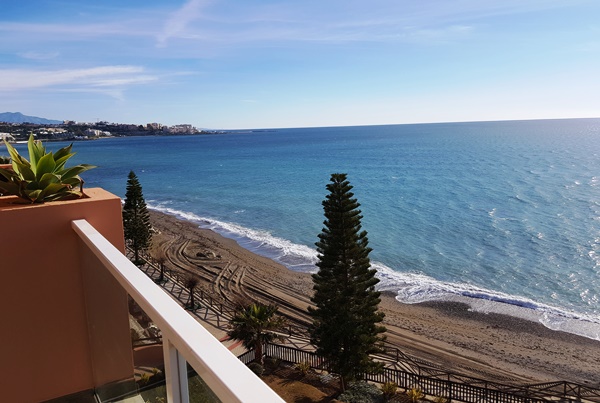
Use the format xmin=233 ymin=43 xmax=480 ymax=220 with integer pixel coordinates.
xmin=1 ymin=188 xmax=283 ymax=402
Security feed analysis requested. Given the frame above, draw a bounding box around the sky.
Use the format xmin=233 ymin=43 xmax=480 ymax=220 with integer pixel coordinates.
xmin=1 ymin=0 xmax=599 ymax=129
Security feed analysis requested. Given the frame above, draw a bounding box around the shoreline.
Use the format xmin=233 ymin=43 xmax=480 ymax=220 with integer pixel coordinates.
xmin=149 ymin=209 xmax=600 ymax=385
xmin=150 ymin=205 xmax=600 ymax=341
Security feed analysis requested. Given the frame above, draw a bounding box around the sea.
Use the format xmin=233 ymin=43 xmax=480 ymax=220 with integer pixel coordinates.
xmin=18 ymin=118 xmax=600 ymax=340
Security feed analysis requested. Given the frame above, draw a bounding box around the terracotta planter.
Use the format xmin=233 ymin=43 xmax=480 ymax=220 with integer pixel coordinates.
xmin=0 ymin=188 xmax=134 ymax=402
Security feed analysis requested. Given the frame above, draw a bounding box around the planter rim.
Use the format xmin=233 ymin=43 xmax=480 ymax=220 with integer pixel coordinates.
xmin=0 ymin=187 xmax=119 ymax=210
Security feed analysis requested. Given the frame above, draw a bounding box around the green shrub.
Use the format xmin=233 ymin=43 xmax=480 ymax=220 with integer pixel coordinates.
xmin=433 ymin=397 xmax=448 ymax=403
xmin=380 ymin=382 xmax=398 ymax=401
xmin=247 ymin=362 xmax=264 ymax=376
xmin=406 ymin=387 xmax=424 ymax=402
xmin=264 ymin=356 xmax=281 ymax=371
xmin=295 ymin=361 xmax=311 ymax=376
xmin=139 ymin=373 xmax=151 ymax=386
xmin=338 ymin=382 xmax=383 ymax=403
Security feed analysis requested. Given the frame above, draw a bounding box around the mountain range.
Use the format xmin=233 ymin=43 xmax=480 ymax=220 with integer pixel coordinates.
xmin=0 ymin=112 xmax=63 ymax=124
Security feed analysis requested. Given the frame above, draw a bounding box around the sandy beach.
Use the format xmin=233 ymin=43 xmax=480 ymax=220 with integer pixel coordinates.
xmin=149 ymin=210 xmax=600 ymax=387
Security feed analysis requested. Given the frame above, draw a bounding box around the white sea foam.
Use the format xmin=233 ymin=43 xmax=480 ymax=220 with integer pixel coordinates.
xmin=149 ymin=203 xmax=318 ymax=270
xmin=376 ymin=261 xmax=600 ymax=340
xmin=148 ymin=203 xmax=600 ymax=341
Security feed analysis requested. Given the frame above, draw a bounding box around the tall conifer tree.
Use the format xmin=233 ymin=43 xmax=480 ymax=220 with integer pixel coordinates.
xmin=308 ymin=173 xmax=386 ymax=391
xmin=123 ymin=170 xmax=152 ymax=263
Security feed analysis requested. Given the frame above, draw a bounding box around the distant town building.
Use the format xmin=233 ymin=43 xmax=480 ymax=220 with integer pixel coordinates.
xmin=84 ymin=128 xmax=111 ymax=137
xmin=35 ymin=128 xmax=72 ymax=140
xmin=165 ymin=124 xmax=197 ymax=134
xmin=0 ymin=133 xmax=15 ymax=142
xmin=146 ymin=122 xmax=163 ymax=130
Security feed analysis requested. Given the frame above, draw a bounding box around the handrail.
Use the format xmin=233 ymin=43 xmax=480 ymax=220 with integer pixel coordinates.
xmin=72 ymin=219 xmax=284 ymax=403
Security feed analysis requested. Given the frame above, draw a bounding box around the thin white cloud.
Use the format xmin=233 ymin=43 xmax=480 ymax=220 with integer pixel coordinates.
xmin=0 ymin=1 xmax=579 ymax=55
xmin=147 ymin=0 xmax=576 ymax=46
xmin=0 ymin=66 xmax=157 ymax=92
xmin=157 ymin=0 xmax=209 ymax=47
xmin=59 ymin=87 xmax=127 ymax=101
xmin=0 ymin=21 xmax=151 ymax=38
xmin=89 ymin=76 xmax=157 ymax=87
xmin=18 ymin=51 xmax=60 ymax=60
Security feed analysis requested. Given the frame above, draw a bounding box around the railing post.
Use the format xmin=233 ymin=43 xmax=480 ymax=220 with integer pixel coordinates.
xmin=163 ymin=338 xmax=190 ymax=403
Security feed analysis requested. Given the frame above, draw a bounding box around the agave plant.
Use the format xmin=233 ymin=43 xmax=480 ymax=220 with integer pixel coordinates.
xmin=0 ymin=135 xmax=96 ymax=203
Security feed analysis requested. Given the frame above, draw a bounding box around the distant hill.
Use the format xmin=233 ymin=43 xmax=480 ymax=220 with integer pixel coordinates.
xmin=0 ymin=112 xmax=62 ymax=124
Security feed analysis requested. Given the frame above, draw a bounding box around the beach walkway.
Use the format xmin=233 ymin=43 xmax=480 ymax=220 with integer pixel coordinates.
xmin=129 ymin=249 xmax=314 ymax=358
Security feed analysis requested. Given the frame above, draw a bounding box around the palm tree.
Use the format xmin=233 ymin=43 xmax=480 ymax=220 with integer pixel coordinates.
xmin=227 ymin=302 xmax=286 ymax=365
xmin=183 ymin=274 xmax=200 ymax=311
xmin=151 ymin=244 xmax=167 ymax=284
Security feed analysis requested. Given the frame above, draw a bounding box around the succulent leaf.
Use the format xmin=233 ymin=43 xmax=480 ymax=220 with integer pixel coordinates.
xmin=53 ymin=143 xmax=73 ymax=161
xmin=4 ymin=140 xmax=29 ymax=170
xmin=61 ymin=164 xmax=96 ymax=180
xmin=54 ymin=152 xmax=76 ymax=171
xmin=0 ymin=180 xmax=20 ymax=196
xmin=35 ymin=152 xmax=57 ymax=180
xmin=39 ymin=172 xmax=61 ymax=188
xmin=0 ymin=166 xmax=16 ymax=181
xmin=62 ymin=178 xmax=82 ymax=189
xmin=15 ymin=163 xmax=35 ymax=181
xmin=27 ymin=134 xmax=45 ymax=170
xmin=27 ymin=189 xmax=43 ymax=202
xmin=37 ymin=183 xmax=70 ymax=201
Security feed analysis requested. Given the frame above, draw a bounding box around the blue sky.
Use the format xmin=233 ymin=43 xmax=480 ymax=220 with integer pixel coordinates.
xmin=1 ymin=0 xmax=599 ymax=129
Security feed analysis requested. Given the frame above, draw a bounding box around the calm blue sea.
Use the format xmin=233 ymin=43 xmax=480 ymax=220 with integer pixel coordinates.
xmin=21 ymin=119 xmax=600 ymax=339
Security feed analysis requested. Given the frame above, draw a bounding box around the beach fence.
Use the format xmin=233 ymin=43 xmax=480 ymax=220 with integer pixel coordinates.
xmin=244 ymin=343 xmax=600 ymax=403
xmin=129 ymin=247 xmax=600 ymax=403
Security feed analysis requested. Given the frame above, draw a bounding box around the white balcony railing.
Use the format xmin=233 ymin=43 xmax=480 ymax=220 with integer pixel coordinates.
xmin=72 ymin=219 xmax=284 ymax=403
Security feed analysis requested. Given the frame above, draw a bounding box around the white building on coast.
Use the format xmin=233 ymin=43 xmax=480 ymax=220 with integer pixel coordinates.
xmin=0 ymin=133 xmax=15 ymax=142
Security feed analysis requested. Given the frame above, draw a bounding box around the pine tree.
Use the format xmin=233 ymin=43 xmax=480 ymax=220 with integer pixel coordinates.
xmin=123 ymin=170 xmax=152 ymax=263
xmin=308 ymin=173 xmax=386 ymax=391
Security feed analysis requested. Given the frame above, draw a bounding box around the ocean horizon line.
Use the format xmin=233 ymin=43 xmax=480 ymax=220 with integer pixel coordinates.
xmin=224 ymin=116 xmax=600 ymax=132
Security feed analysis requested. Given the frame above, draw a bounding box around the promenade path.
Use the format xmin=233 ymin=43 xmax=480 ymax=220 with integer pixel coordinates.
xmin=128 ymin=249 xmax=315 ymax=361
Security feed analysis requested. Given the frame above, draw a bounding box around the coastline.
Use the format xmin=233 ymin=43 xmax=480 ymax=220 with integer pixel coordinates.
xmin=149 ymin=209 xmax=600 ymax=385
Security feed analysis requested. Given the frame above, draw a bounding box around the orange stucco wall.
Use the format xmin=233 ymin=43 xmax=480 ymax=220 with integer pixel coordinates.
xmin=0 ymin=188 xmax=134 ymax=402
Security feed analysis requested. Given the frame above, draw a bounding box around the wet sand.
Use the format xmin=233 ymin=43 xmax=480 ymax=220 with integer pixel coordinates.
xmin=149 ymin=210 xmax=600 ymax=386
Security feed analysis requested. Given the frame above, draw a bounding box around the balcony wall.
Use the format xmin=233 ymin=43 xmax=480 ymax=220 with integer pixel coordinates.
xmin=0 ymin=188 xmax=133 ymax=402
